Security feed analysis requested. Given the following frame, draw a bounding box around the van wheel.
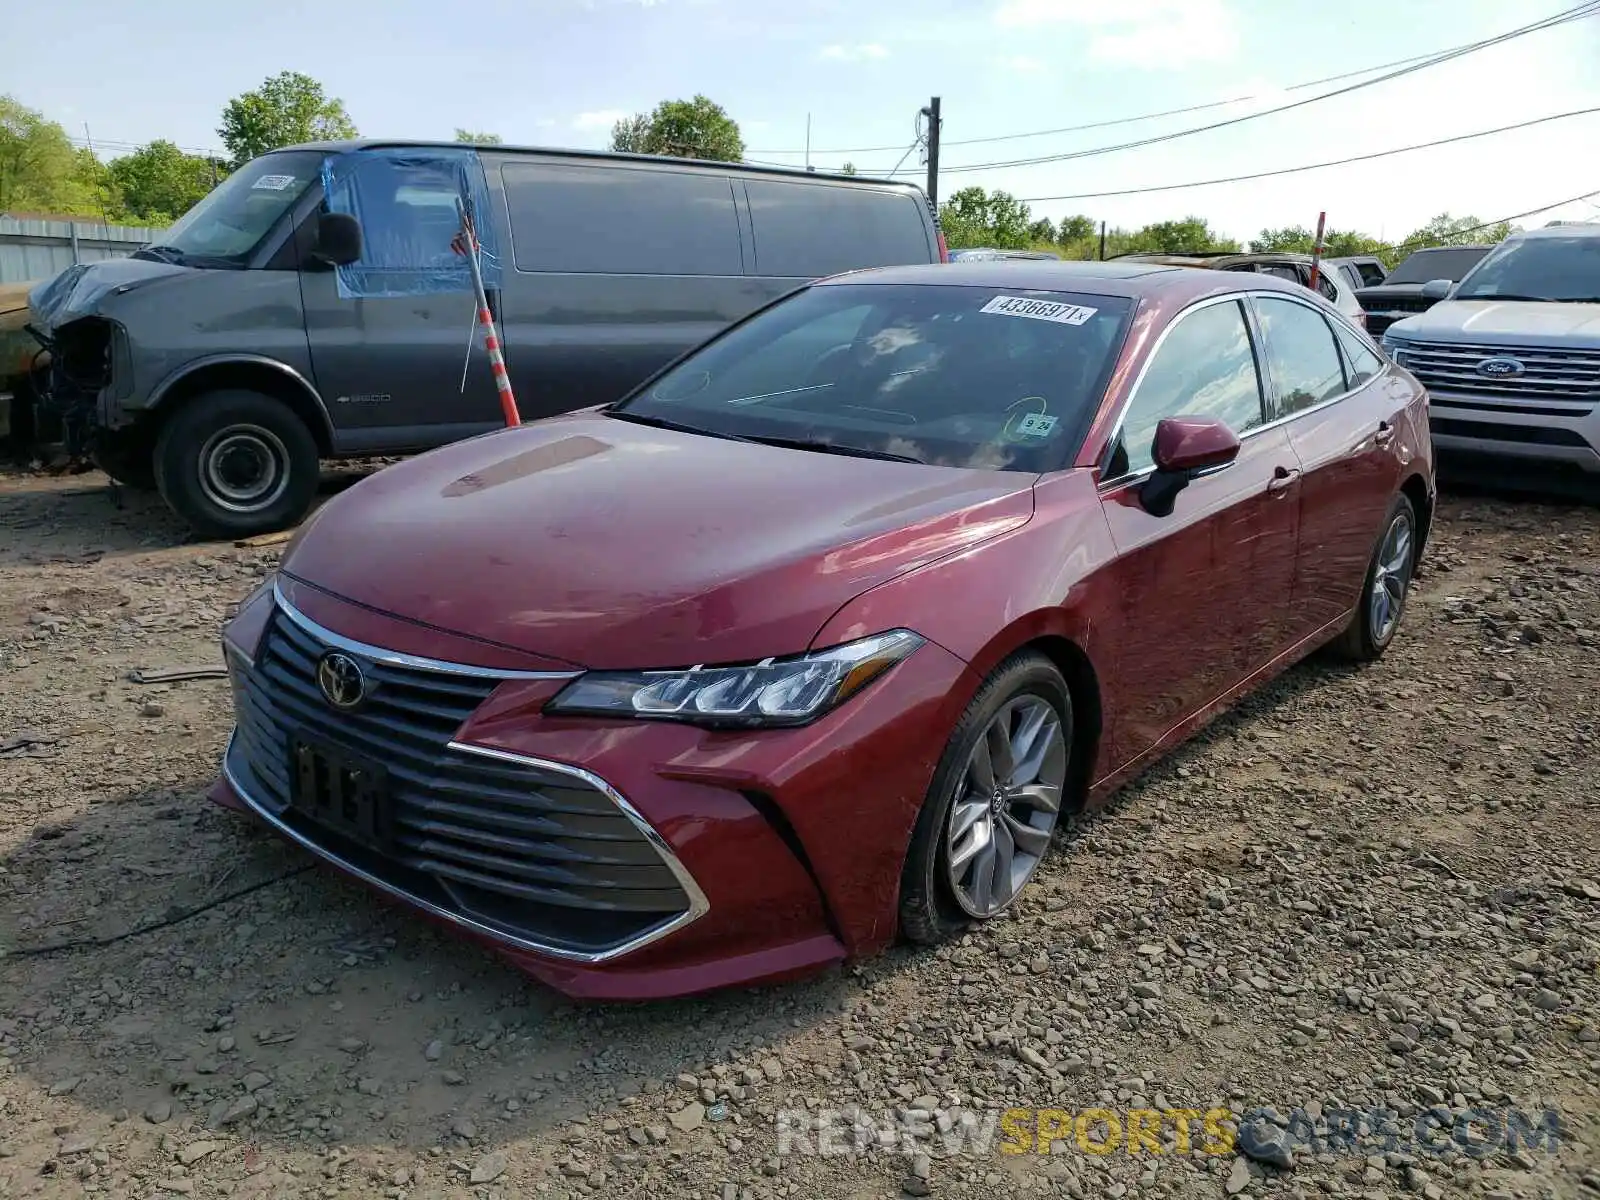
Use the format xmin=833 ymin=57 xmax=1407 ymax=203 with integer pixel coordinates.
xmin=91 ymin=430 xmax=158 ymax=490
xmin=154 ymin=390 xmax=320 ymax=540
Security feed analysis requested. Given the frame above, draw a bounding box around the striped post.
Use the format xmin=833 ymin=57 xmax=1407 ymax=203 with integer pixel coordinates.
xmin=454 ymin=200 xmax=521 ymax=428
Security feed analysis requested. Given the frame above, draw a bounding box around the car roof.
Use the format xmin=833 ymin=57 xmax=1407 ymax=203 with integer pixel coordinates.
xmin=1508 ymin=221 xmax=1600 ymax=240
xmin=1116 ymin=251 xmax=1317 ymax=268
xmin=268 ymin=138 xmax=922 ymax=191
xmin=815 ymin=259 xmax=1319 ymax=304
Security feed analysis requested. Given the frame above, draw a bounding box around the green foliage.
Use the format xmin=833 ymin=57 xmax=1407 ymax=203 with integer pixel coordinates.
xmin=609 ymin=95 xmax=743 ymax=162
xmin=217 ymin=71 xmax=358 ymax=167
xmin=106 ymin=140 xmax=220 ymax=224
xmin=454 ymin=129 xmax=503 ymax=144
xmin=840 ymin=161 xmax=858 ymax=175
xmin=939 ymin=186 xmax=1034 ymax=249
xmin=0 ymin=95 xmax=107 ymax=214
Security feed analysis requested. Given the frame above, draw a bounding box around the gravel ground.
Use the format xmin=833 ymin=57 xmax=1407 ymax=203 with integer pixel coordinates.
xmin=0 ymin=467 xmax=1597 ymax=1200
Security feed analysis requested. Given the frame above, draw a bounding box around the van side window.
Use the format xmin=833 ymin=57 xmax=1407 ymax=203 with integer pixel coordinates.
xmin=744 ymin=181 xmax=931 ymax=278
xmin=502 ymin=163 xmax=742 ymax=276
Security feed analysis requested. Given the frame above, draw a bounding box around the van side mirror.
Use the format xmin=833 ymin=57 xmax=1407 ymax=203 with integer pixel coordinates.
xmin=1419 ymin=278 xmax=1452 ymax=302
xmin=1140 ymin=416 xmax=1240 ymax=517
xmin=313 ymin=212 xmax=363 ymax=266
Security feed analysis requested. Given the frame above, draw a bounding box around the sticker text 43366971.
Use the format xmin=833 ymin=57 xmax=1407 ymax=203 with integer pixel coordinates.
xmin=980 ymin=295 xmax=1099 ymax=326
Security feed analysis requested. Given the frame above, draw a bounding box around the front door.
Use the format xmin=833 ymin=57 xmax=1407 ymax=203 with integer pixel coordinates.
xmin=1249 ymin=295 xmax=1406 ymax=637
xmin=1094 ymin=296 xmax=1302 ymax=773
xmin=298 ymin=152 xmax=503 ymax=455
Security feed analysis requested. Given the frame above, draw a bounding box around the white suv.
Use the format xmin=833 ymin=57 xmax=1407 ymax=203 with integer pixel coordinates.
xmin=1382 ymin=223 xmax=1600 ymax=476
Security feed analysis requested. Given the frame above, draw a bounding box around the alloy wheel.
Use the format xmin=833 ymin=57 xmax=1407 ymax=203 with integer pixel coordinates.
xmin=945 ymin=695 xmax=1067 ymax=918
xmin=1370 ymin=509 xmax=1415 ymax=644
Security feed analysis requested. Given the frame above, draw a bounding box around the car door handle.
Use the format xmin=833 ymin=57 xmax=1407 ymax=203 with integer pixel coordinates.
xmin=1374 ymin=421 xmax=1396 ymax=446
xmin=1267 ymin=465 xmax=1301 ymax=493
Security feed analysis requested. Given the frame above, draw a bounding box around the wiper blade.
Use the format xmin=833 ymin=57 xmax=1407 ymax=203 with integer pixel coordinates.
xmin=1461 ymin=293 xmax=1553 ymax=302
xmin=605 ymin=410 xmax=755 ymax=443
xmin=134 ymin=244 xmax=185 ymax=264
xmin=742 ymin=434 xmax=922 ymax=464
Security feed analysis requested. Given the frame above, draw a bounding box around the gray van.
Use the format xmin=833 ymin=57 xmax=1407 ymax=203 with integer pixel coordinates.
xmin=25 ymin=140 xmax=944 ymax=537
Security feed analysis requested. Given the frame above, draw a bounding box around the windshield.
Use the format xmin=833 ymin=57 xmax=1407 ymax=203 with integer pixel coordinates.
xmin=1385 ymin=247 xmax=1489 ymax=285
xmin=611 ymin=282 xmax=1134 ymax=472
xmin=136 ymin=150 xmax=324 ymax=266
xmin=1453 ymin=236 xmax=1600 ymax=302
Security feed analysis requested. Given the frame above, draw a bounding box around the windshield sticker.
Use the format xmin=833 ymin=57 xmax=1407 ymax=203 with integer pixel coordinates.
xmin=252 ymin=174 xmax=298 ymax=191
xmin=1013 ymin=412 xmax=1058 ymax=438
xmin=980 ymin=295 xmax=1098 ymax=325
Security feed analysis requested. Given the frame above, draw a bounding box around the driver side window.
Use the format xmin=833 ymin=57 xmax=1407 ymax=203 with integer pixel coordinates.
xmin=1108 ymin=299 xmax=1265 ymax=478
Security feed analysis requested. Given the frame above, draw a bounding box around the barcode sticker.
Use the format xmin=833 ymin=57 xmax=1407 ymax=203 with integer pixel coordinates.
xmin=252 ymin=174 xmax=297 ymax=191
xmin=980 ymin=295 xmax=1098 ymax=325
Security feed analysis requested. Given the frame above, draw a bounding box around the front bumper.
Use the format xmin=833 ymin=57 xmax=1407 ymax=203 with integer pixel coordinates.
xmin=212 ymin=581 xmax=974 ymax=1000
xmin=1427 ymin=389 xmax=1600 ymax=474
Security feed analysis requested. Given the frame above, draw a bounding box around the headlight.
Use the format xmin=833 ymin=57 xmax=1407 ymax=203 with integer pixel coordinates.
xmin=1381 ymin=334 xmax=1410 ymax=365
xmin=545 ymin=630 xmax=925 ymax=728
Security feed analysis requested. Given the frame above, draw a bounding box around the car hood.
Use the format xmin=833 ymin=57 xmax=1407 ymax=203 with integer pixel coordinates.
xmin=27 ymin=257 xmax=193 ymax=331
xmin=1387 ymin=300 xmax=1600 ymax=347
xmin=282 ymin=413 xmax=1037 ymax=669
xmin=1355 ymin=283 xmax=1431 ymax=303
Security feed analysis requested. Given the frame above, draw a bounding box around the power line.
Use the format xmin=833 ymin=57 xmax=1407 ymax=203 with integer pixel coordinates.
xmin=749 ymin=0 xmax=1600 ymax=159
xmin=1015 ymin=106 xmax=1600 ymax=203
xmin=1388 ymin=187 xmax=1600 ymax=252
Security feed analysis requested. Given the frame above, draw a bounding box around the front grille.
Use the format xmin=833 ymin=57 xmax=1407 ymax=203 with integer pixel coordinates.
xmin=1403 ymin=341 xmax=1600 ymax=407
xmin=226 ymin=603 xmax=695 ymax=957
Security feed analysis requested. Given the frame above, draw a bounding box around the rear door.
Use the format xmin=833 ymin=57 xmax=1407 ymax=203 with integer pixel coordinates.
xmin=492 ymin=158 xmax=761 ymax=420
xmin=1250 ymin=293 xmax=1407 ymax=638
xmin=1094 ymin=296 xmax=1302 ymax=772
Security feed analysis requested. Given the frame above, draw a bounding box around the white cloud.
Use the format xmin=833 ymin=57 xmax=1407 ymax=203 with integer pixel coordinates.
xmin=571 ymin=109 xmax=631 ymax=131
xmin=993 ymin=0 xmax=1237 ymax=67
xmin=997 ymin=54 xmax=1046 ymax=75
xmin=819 ymin=43 xmax=890 ymax=62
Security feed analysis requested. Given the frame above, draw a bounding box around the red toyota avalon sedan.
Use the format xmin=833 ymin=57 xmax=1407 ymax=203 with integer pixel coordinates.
xmin=212 ymin=261 xmax=1434 ymax=1001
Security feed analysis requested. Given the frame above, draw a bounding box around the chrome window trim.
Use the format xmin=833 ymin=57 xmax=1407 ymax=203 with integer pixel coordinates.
xmin=272 ymin=580 xmax=580 ymax=681
xmin=221 ymin=731 xmax=711 ymax=964
xmin=1096 ymin=288 xmax=1393 ymax=492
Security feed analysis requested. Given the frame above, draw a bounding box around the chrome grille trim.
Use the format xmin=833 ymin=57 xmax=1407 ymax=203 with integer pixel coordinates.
xmin=1400 ymin=341 xmax=1600 ymax=406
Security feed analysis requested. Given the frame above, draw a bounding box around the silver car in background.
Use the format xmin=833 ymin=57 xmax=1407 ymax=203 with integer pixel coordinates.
xmin=1382 ymin=223 xmax=1600 ymax=478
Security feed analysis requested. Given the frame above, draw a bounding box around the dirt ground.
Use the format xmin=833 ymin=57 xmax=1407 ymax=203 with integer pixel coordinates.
xmin=0 ymin=467 xmax=1596 ymax=1200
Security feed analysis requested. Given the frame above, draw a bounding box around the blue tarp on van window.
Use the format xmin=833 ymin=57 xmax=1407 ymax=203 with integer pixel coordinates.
xmin=321 ymin=148 xmax=503 ymax=299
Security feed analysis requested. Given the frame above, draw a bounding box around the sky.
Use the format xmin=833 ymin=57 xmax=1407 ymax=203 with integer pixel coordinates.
xmin=5 ymin=0 xmax=1599 ymax=244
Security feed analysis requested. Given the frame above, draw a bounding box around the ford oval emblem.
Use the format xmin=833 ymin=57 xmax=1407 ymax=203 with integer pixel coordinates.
xmin=1477 ymin=356 xmax=1526 ymax=378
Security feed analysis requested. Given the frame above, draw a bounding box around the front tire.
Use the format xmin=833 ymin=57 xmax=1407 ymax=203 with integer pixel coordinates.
xmin=1331 ymin=493 xmax=1418 ymax=661
xmin=153 ymin=390 xmax=319 ymax=540
xmin=899 ymin=652 xmax=1072 ymax=945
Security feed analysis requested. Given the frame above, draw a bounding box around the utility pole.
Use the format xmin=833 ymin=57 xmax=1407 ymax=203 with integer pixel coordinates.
xmin=921 ymin=96 xmax=942 ymax=210
xmin=1099 ymin=221 xmax=1107 ymax=261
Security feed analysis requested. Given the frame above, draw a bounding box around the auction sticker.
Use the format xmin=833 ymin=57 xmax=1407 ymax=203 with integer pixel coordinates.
xmin=980 ymin=295 xmax=1098 ymax=325
xmin=252 ymin=174 xmax=298 ymax=191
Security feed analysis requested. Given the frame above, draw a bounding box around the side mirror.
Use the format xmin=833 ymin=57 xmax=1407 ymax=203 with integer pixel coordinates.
xmin=1419 ymin=278 xmax=1453 ymax=302
xmin=1140 ymin=416 xmax=1241 ymax=516
xmin=313 ymin=211 xmax=363 ymax=266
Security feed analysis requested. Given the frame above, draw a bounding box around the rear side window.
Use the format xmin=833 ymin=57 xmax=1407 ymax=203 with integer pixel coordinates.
xmin=745 ymin=180 xmax=932 ymax=278
xmin=502 ymin=162 xmax=742 ymax=276
xmin=1254 ymin=296 xmax=1347 ymax=415
xmin=1333 ymin=322 xmax=1384 ymax=387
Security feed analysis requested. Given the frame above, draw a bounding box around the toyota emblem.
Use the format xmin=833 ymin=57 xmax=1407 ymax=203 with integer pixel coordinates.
xmin=316 ymin=651 xmax=367 ymax=711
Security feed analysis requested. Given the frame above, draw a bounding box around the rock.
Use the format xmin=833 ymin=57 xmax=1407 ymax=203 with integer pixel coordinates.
xmin=451 ymin=1117 xmax=478 ymax=1140
xmin=901 ymin=1176 xmax=932 ymax=1197
xmin=1131 ymin=981 xmax=1162 ymax=999
xmin=424 ymin=1039 xmax=444 ymax=1061
xmin=670 ymin=1102 xmax=705 ymax=1132
xmin=442 ymin=1070 xmax=465 ymax=1086
xmin=1225 ymin=1156 xmax=1253 ymax=1195
xmin=760 ymin=1057 xmax=783 ymax=1083
xmin=47 ymin=1076 xmax=81 ymax=1097
xmin=356 ymin=1077 xmax=382 ymax=1095
xmin=140 ymin=701 xmax=166 ymax=718
xmin=178 ymin=1140 xmax=222 ymax=1166
xmin=241 ymin=1072 xmax=271 ymax=1093
xmin=144 ymin=1100 xmax=173 ymax=1125
xmin=1238 ymin=1119 xmax=1295 ymax=1170
xmin=213 ymin=1094 xmax=257 ymax=1127
xmin=1534 ymin=989 xmax=1562 ymax=1011
xmin=469 ymin=1151 xmax=507 ymax=1184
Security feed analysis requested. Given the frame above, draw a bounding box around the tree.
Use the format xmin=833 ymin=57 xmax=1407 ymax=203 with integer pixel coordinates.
xmin=1121 ymin=216 xmax=1239 ymax=254
xmin=840 ymin=161 xmax=858 ymax=175
xmin=0 ymin=95 xmax=107 ymax=215
xmin=1251 ymin=224 xmax=1397 ymax=261
xmin=454 ymin=129 xmax=502 ymax=144
xmin=938 ymin=186 xmax=1034 ymax=249
xmin=1027 ymin=217 xmax=1056 ymax=244
xmin=106 ymin=140 xmax=218 ymax=224
xmin=218 ymin=71 xmax=358 ymax=167
xmin=608 ymin=95 xmax=743 ymax=162
xmin=1397 ymin=212 xmax=1513 ymax=254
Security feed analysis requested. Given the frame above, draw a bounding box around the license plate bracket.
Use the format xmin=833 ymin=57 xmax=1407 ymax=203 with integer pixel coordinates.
xmin=287 ymin=734 xmax=390 ymax=851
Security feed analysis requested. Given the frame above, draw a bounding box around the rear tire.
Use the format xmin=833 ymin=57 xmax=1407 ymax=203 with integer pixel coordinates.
xmin=91 ymin=429 xmax=158 ymax=490
xmin=899 ymin=652 xmax=1072 ymax=946
xmin=153 ymin=389 xmax=320 ymax=540
xmin=1331 ymin=493 xmax=1418 ymax=662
